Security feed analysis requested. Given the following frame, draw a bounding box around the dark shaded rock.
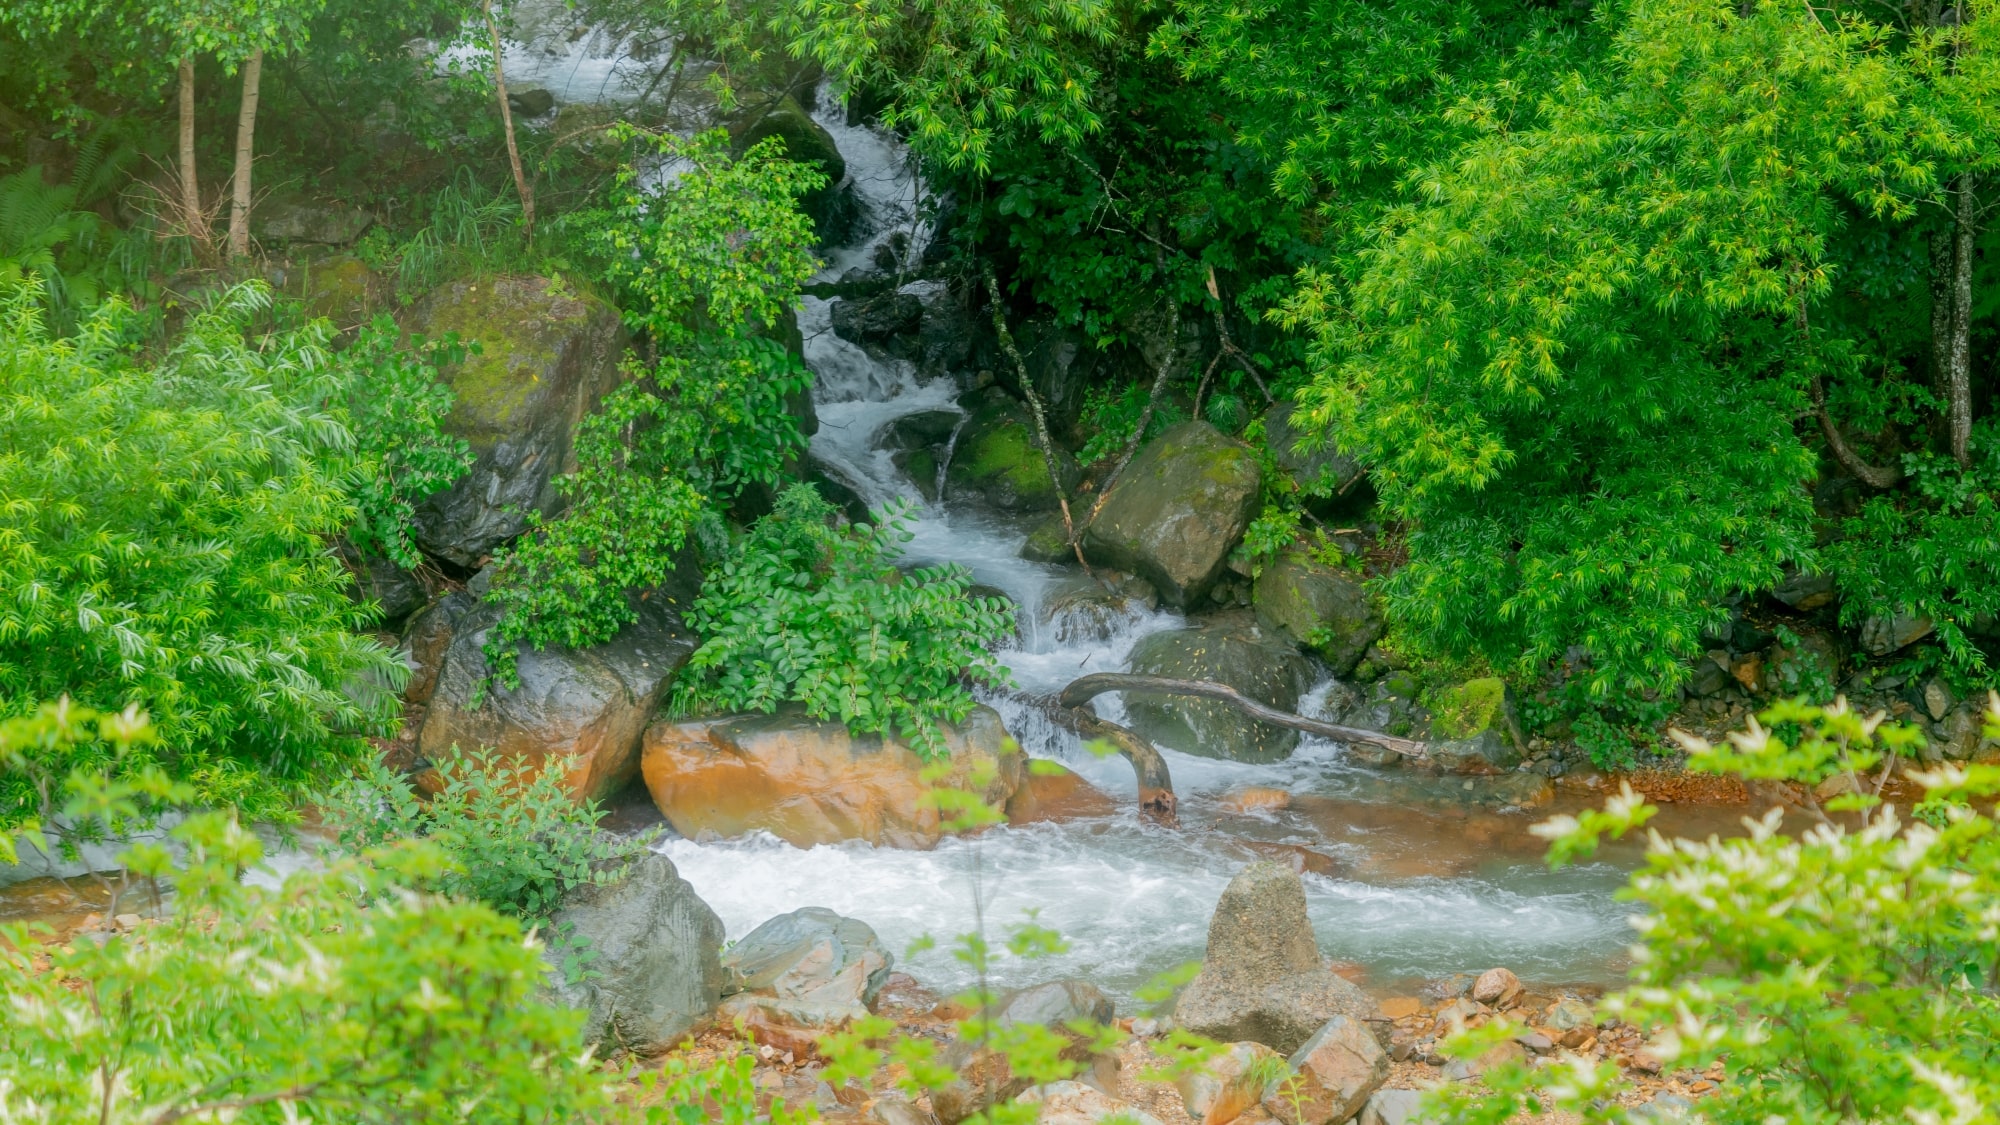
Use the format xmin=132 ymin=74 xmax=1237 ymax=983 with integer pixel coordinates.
xmin=507 ymin=86 xmax=556 ymax=117
xmin=417 ymin=584 xmax=697 ymax=803
xmin=1020 ymin=512 xmax=1074 ymax=564
xmin=273 ymin=252 xmax=385 ymax=330
xmin=893 ymin=447 xmax=943 ymax=501
xmin=254 ymin=197 xmax=374 ymax=246
xmin=1083 ymin=422 xmax=1262 ymax=607
xmin=808 ymin=457 xmax=874 ymax=524
xmin=1686 ymin=652 xmax=1732 ymax=697
xmin=734 ymin=94 xmax=850 ymax=241
xmin=406 ymin=275 xmax=626 ymax=566
xmin=1124 ymin=620 xmax=1313 ymax=762
xmin=942 ymin=391 xmax=1079 ymax=513
xmin=832 ymin=292 xmax=923 ymax=343
xmin=1252 ymin=554 xmax=1383 ymax=676
xmin=1770 ymin=568 xmax=1836 ymax=610
xmin=337 ymin=540 xmax=426 ymax=625
xmin=1174 ymin=862 xmax=1377 ymax=1054
xmin=1860 ymin=610 xmax=1933 ymax=656
xmin=1263 ymin=401 xmax=1360 ymax=495
xmin=399 ymin=591 xmax=475 ymax=706
xmin=546 ymin=853 xmax=725 ymax=1056
xmin=886 ymin=409 xmax=962 ymax=450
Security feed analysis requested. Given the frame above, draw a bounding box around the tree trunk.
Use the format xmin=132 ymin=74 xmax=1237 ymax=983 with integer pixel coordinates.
xmin=484 ymin=0 xmax=535 ymax=240
xmin=177 ymin=56 xmax=209 ymax=257
xmin=226 ymin=49 xmax=263 ymax=259
xmin=1945 ymin=173 xmax=1977 ymax=466
xmin=983 ymin=265 xmax=1091 ymax=575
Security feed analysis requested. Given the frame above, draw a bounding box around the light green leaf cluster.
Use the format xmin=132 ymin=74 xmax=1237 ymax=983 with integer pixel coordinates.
xmin=338 ymin=315 xmax=476 ymax=572
xmin=673 ymin=485 xmax=1016 ymax=760
xmin=0 ymin=281 xmax=400 ymax=827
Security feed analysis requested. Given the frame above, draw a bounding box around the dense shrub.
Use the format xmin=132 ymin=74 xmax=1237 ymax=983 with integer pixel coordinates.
xmin=0 ymin=282 xmax=399 ymax=825
xmin=337 ymin=314 xmax=475 ymax=572
xmin=673 ymin=485 xmax=1016 ymax=758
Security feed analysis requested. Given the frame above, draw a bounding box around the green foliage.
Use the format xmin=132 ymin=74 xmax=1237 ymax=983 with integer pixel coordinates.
xmin=354 ymin=170 xmax=534 ymax=304
xmin=487 ymin=131 xmax=821 ymax=672
xmin=0 ymin=704 xmax=610 ymax=1125
xmin=0 ymin=164 xmax=154 ymax=331
xmin=673 ymin=485 xmax=1015 ymax=760
xmin=1076 ymin=382 xmax=1187 ymax=467
xmin=323 ymin=745 xmax=643 ymax=920
xmin=1446 ymin=696 xmax=2000 ymax=1124
xmin=338 ymin=315 xmax=475 ymax=570
xmin=638 ymin=1048 xmax=814 ymax=1125
xmin=0 ymin=281 xmax=398 ymax=827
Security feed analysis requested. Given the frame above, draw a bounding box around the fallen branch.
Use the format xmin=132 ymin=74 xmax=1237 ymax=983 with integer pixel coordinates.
xmin=1058 ymin=673 xmax=1428 ymax=759
xmin=1047 ymin=707 xmax=1177 ymax=826
xmin=984 ymin=264 xmax=1093 ymax=577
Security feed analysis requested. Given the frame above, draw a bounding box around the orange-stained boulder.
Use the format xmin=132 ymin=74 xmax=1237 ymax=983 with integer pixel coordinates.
xmin=641 ymin=705 xmax=1024 ymax=848
xmin=1005 ymin=761 xmax=1118 ymax=825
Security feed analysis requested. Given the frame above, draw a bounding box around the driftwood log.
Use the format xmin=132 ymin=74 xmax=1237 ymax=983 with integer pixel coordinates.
xmin=1057 ymin=673 xmax=1429 ymax=760
xmin=1046 ymin=707 xmax=1178 ymax=826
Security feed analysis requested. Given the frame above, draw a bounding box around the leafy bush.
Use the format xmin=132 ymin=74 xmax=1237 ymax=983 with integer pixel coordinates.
xmin=0 ymin=703 xmax=608 ymax=1124
xmin=323 ymin=745 xmax=642 ymax=920
xmin=338 ymin=314 xmax=475 ymax=570
xmin=672 ymin=485 xmax=1015 ymax=759
xmin=0 ymin=157 xmax=157 ymax=331
xmin=1443 ymin=695 xmax=2000 ymax=1124
xmin=486 ymin=130 xmax=821 ymax=673
xmin=0 ymin=281 xmax=399 ymax=827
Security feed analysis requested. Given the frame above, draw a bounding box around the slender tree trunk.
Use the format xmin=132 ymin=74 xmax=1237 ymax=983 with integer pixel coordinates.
xmin=177 ymin=57 xmax=209 ymax=257
xmin=983 ymin=265 xmax=1092 ymax=576
xmin=1945 ymin=173 xmax=1977 ymax=467
xmin=226 ymin=49 xmax=263 ymax=259
xmin=483 ymin=0 xmax=535 ymax=241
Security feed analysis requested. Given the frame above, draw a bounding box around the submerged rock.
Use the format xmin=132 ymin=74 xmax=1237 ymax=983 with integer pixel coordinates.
xmin=544 ymin=854 xmax=725 ymax=1056
xmin=1123 ymin=619 xmax=1314 ymax=763
xmin=942 ymin=390 xmax=1079 ymax=512
xmin=1252 ymin=553 xmax=1383 ymax=677
xmin=406 ymin=275 xmax=626 ymax=566
xmin=1175 ymin=862 xmax=1379 ymax=1055
xmin=1084 ymin=421 xmax=1262 ymax=607
xmin=641 ymin=705 xmax=1025 ymax=848
xmin=417 ymin=591 xmax=696 ymax=803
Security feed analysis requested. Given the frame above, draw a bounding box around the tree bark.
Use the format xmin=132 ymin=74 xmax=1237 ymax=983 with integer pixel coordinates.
xmin=1057 ymin=672 xmax=1430 ymax=759
xmin=484 ymin=0 xmax=536 ymax=241
xmin=226 ymin=49 xmax=262 ymax=259
xmin=177 ymin=56 xmax=209 ymax=258
xmin=1946 ymin=173 xmax=1977 ymax=467
xmin=1810 ymin=375 xmax=1902 ymax=489
xmin=983 ymin=265 xmax=1092 ymax=575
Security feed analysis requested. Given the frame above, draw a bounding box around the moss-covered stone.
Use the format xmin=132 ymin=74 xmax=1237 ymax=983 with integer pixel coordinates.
xmin=1083 ymin=421 xmax=1261 ymax=608
xmin=1251 ymin=553 xmax=1383 ymax=676
xmin=942 ymin=392 xmax=1079 ymax=512
xmin=1019 ymin=513 xmax=1073 ymax=564
xmin=1428 ymin=677 xmax=1507 ymax=741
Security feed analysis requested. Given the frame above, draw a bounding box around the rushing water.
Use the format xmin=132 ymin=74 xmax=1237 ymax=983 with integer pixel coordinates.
xmin=652 ymin=89 xmax=1692 ymax=1005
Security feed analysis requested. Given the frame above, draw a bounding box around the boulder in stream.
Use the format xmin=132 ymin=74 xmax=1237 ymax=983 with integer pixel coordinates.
xmin=1122 ymin=618 xmax=1314 ymax=763
xmin=1084 ymin=421 xmax=1262 ymax=608
xmin=544 ymin=853 xmax=726 ymax=1057
xmin=1175 ymin=862 xmax=1380 ymax=1055
xmin=406 ymin=275 xmax=626 ymax=566
xmin=942 ymin=390 xmax=1080 ymax=512
xmin=1252 ymin=553 xmax=1383 ymax=677
xmin=641 ymin=705 xmax=1025 ymax=848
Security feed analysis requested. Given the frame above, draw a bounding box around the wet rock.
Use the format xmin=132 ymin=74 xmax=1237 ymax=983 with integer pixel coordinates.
xmin=254 ymin=196 xmax=374 ymax=246
xmin=1038 ymin=573 xmax=1158 ymax=644
xmin=1175 ymin=862 xmax=1378 ymax=1054
xmin=398 ymin=592 xmax=475 ymax=706
xmin=1252 ymin=553 xmax=1383 ymax=676
xmin=1177 ymin=1041 xmax=1282 ymax=1125
xmin=1123 ymin=619 xmax=1314 ymax=763
xmin=1428 ymin=732 xmax=1518 ymax=776
xmin=942 ymin=390 xmax=1080 ymax=513
xmin=1263 ymin=401 xmax=1361 ymax=495
xmin=506 ymin=86 xmax=555 ymax=117
xmin=407 ymin=275 xmax=626 ymax=566
xmin=417 ymin=591 xmax=696 ymax=802
xmin=337 ymin=539 xmax=426 ymax=625
xmin=885 ymin=409 xmax=962 ymax=450
xmin=1263 ymin=1014 xmax=1390 ymax=1125
xmin=1006 ymin=762 xmax=1119 ymax=824
xmin=1859 ymin=610 xmax=1933 ymax=656
xmin=1084 ymin=422 xmax=1262 ymax=608
xmin=733 ymin=94 xmax=848 ymax=239
xmin=1020 ymin=512 xmax=1076 ymax=563
xmin=544 ymin=854 xmax=725 ymax=1056
xmin=1358 ymin=1088 xmax=1429 ymax=1125
xmin=640 ymin=705 xmax=1024 ymax=848
xmin=1015 ymin=1081 xmax=1164 ymax=1125
xmin=1470 ymin=967 xmax=1520 ymax=1006
xmin=893 ymin=448 xmax=943 ymax=502
xmin=832 ymin=292 xmax=923 ymax=344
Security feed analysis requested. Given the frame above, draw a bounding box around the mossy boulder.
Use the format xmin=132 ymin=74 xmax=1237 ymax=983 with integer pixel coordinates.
xmin=1019 ymin=513 xmax=1074 ymax=564
xmin=1251 ymin=554 xmax=1383 ymax=676
xmin=278 ymin=252 xmax=384 ymax=331
xmin=405 ymin=275 xmax=625 ymax=566
xmin=1424 ymin=677 xmax=1522 ymax=774
xmin=1084 ymin=422 xmax=1262 ymax=608
xmin=733 ymin=95 xmax=850 ymax=241
xmin=943 ymin=391 xmax=1079 ymax=513
xmin=1123 ymin=619 xmax=1314 ymax=762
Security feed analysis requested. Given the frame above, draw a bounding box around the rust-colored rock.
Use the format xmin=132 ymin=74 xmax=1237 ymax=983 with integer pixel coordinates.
xmin=1470 ymin=967 xmax=1521 ymax=1006
xmin=1264 ymin=1015 xmax=1390 ymax=1125
xmin=1176 ymin=1041 xmax=1282 ymax=1125
xmin=642 ymin=705 xmax=1024 ymax=848
xmin=1377 ymin=997 xmax=1422 ymax=1021
xmin=1006 ymin=762 xmax=1118 ymax=824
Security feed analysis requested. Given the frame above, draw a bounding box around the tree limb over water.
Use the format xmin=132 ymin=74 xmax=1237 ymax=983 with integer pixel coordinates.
xmin=1057 ymin=673 xmax=1430 ymax=760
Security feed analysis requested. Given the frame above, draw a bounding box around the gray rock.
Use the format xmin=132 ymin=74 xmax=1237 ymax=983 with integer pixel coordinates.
xmin=721 ymin=906 xmax=893 ymax=1018
xmin=1124 ymin=620 xmax=1314 ymax=762
xmin=1686 ymin=652 xmax=1731 ymax=697
xmin=1174 ymin=863 xmax=1378 ymax=1054
xmin=338 ymin=540 xmax=426 ymax=625
xmin=832 ymin=292 xmax=924 ymax=344
xmin=1020 ymin=512 xmax=1076 ymax=564
xmin=994 ymin=979 xmax=1114 ymax=1028
xmin=1265 ymin=1014 xmax=1389 ymax=1125
xmin=417 ymin=586 xmax=696 ymax=803
xmin=398 ymin=591 xmax=475 ymax=706
xmin=931 ymin=980 xmax=1120 ymax=1123
xmin=407 ymin=275 xmax=626 ymax=566
xmin=507 ymin=86 xmax=555 ymax=117
xmin=254 ymin=197 xmax=374 ymax=246
xmin=1358 ymin=1088 xmax=1428 ymax=1125
xmin=1263 ymin=401 xmax=1360 ymax=495
xmin=1770 ymin=569 xmax=1836 ymax=609
xmin=1252 ymin=554 xmax=1383 ymax=676
xmin=1084 ymin=422 xmax=1262 ymax=607
xmin=942 ymin=390 xmax=1080 ymax=513
xmin=545 ymin=853 xmax=725 ymax=1056
xmin=1860 ymin=610 xmax=1934 ymax=656
xmin=1429 ymin=730 xmax=1521 ymax=776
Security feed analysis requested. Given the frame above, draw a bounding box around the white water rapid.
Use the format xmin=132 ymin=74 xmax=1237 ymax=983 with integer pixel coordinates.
xmin=654 ymin=88 xmax=1658 ymax=1003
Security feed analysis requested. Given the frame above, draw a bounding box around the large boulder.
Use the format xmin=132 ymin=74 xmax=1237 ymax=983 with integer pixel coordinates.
xmin=544 ymin=854 xmax=726 ymax=1056
xmin=1175 ymin=862 xmax=1378 ymax=1055
xmin=407 ymin=275 xmax=626 ymax=566
xmin=417 ymin=591 xmax=696 ymax=803
xmin=1263 ymin=401 xmax=1360 ymax=495
xmin=1252 ymin=554 xmax=1383 ymax=677
xmin=640 ymin=705 xmax=1025 ymax=849
xmin=1123 ymin=619 xmax=1314 ymax=762
xmin=398 ymin=591 xmax=476 ymax=706
xmin=733 ymin=94 xmax=850 ymax=241
xmin=1084 ymin=422 xmax=1262 ymax=607
xmin=943 ymin=390 xmax=1080 ymax=513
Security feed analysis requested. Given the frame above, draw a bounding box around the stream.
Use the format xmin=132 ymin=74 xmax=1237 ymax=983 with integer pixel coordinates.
xmin=655 ymin=90 xmax=1722 ymax=1003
